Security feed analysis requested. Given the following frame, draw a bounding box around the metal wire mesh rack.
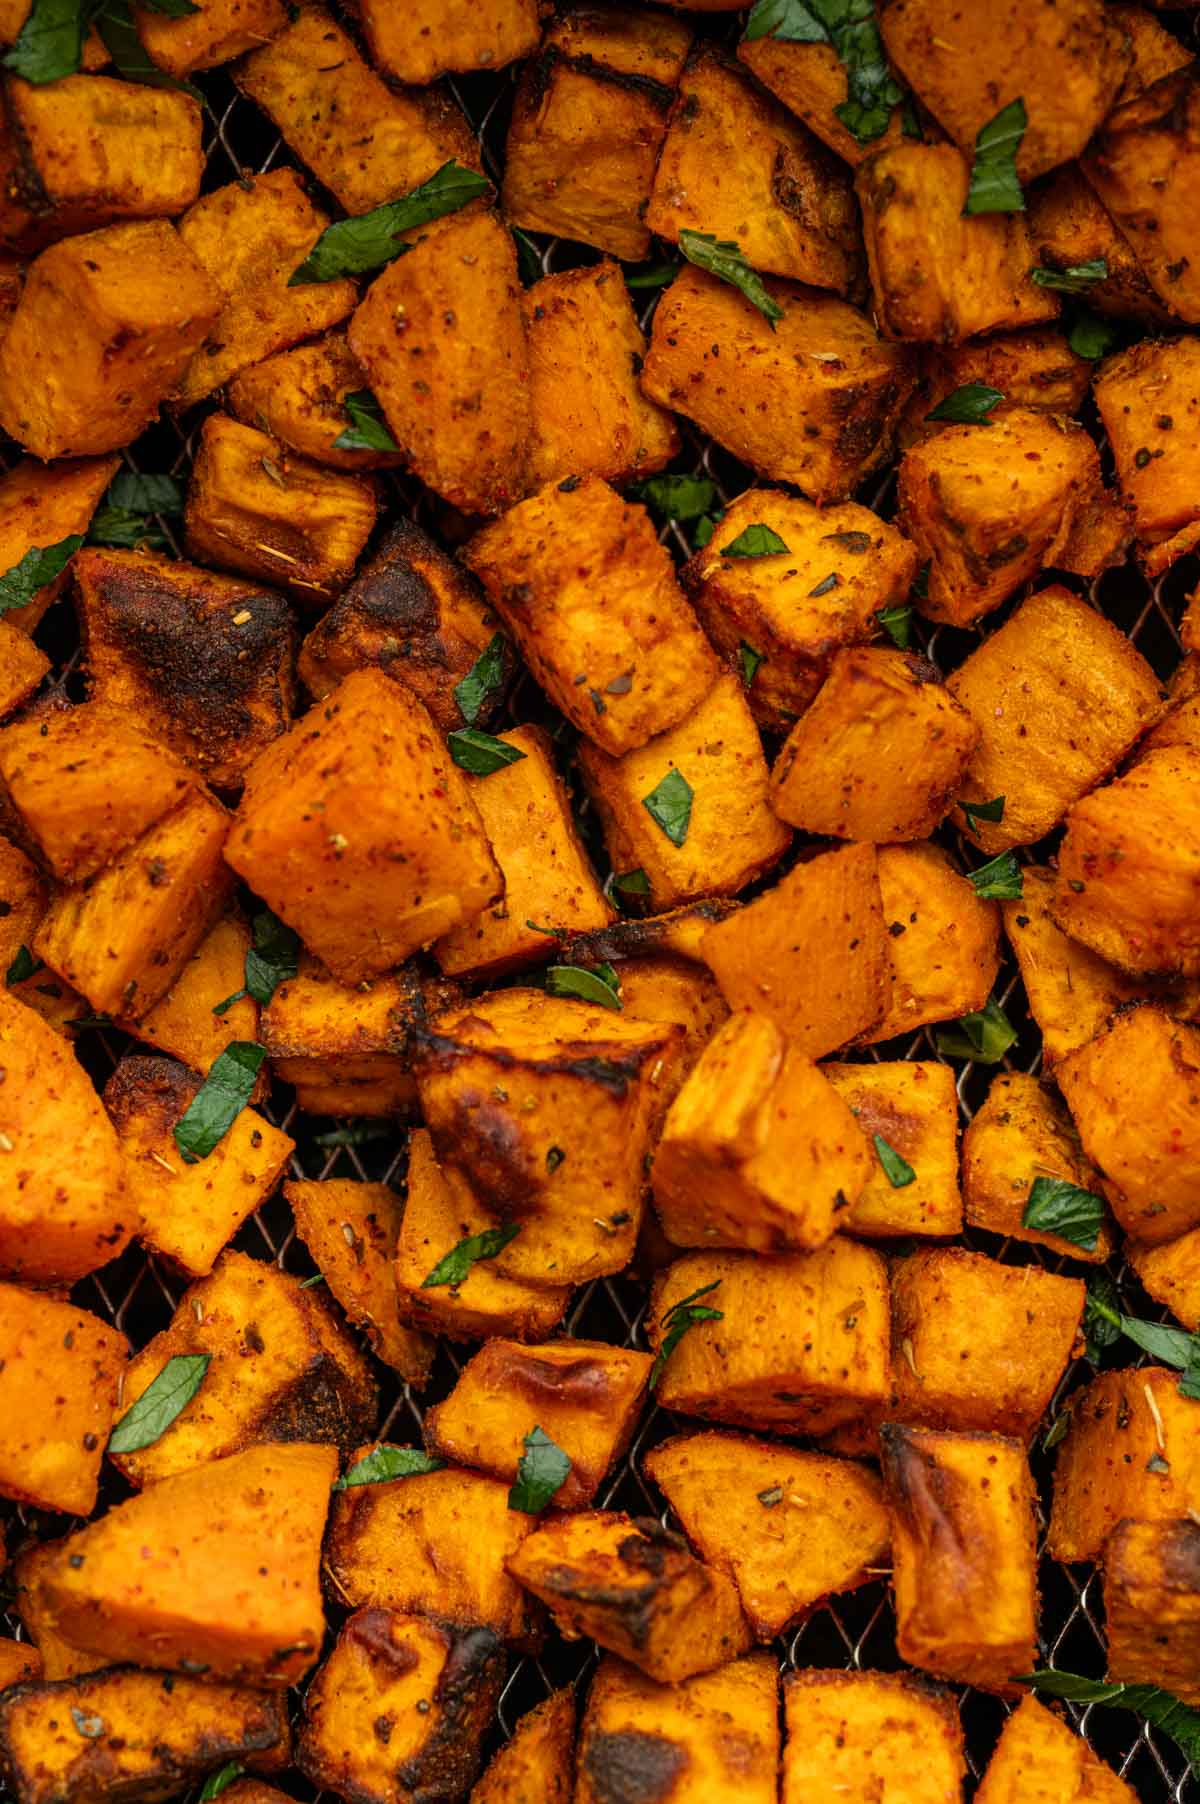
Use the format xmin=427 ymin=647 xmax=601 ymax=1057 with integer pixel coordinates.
xmin=1 ymin=17 xmax=1198 ymax=1803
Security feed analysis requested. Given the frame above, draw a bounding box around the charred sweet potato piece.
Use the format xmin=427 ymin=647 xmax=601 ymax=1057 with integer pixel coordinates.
xmin=649 ymin=1241 xmax=891 ymax=1437
xmin=228 ymin=333 xmax=404 ymax=474
xmin=0 ymin=1285 xmax=126 ymax=1517
xmin=577 ymin=673 xmax=791 ymax=909
xmin=975 ymin=1693 xmax=1138 ymax=1803
xmin=652 ymin=1010 xmax=870 ymax=1252
xmin=1026 ymin=163 xmax=1174 ymax=325
xmin=261 ymin=956 xmax=439 ymax=1120
xmin=0 ymin=622 xmax=47 ymax=718
xmin=436 ymin=724 xmax=612 ymax=978
xmin=823 ymin=1060 xmax=962 ymax=1240
xmin=177 ymin=169 xmax=356 ymax=406
xmin=348 ymin=206 xmax=532 ymax=519
xmin=644 ymin=1431 xmax=890 ymax=1642
xmin=470 ymin=1688 xmax=575 ymax=1804
xmin=1104 ymin=1517 xmax=1200 ymax=1704
xmin=899 ymin=325 xmax=1092 ymax=448
xmin=1047 ymin=1367 xmax=1200 ymax=1562
xmin=0 ymin=221 xmax=220 ymax=457
xmin=299 ymin=1609 xmax=503 ymax=1804
xmin=235 ymin=5 xmax=478 ymax=214
xmin=507 ymin=1512 xmax=751 ymax=1682
xmin=285 ymin=1178 xmax=434 ymax=1385
xmin=857 ymin=142 xmax=1058 ymax=342
xmin=681 ymin=488 xmax=918 ymax=732
xmin=423 ymin=1338 xmax=652 ymax=1509
xmin=0 ymin=989 xmax=132 ymax=1284
xmin=37 ymin=1442 xmax=336 ymax=1686
xmin=882 ymin=1423 xmax=1039 ymax=1693
xmin=1000 ymin=868 xmax=1145 ymax=1066
xmin=1094 ymin=336 xmax=1200 ymax=573
xmin=962 ymin=1070 xmax=1115 ymax=1262
xmin=558 ymin=898 xmax=739 ymax=967
xmin=298 ymin=520 xmax=505 ymax=731
xmin=1127 ymin=1230 xmax=1200 ymax=1331
xmin=782 ymin=1668 xmax=966 ymax=1803
xmin=135 ymin=0 xmax=288 ymax=76
xmin=362 ymin=0 xmax=539 ymax=83
xmin=227 ymin=669 xmax=500 ymax=984
xmin=121 ymin=913 xmax=259 ymax=1075
xmin=642 ymin=265 xmax=915 ymax=503
xmin=523 ymin=261 xmax=678 ymax=488
xmin=947 ymin=586 xmax=1163 ymax=852
xmin=109 ymin=1249 xmax=378 ymax=1489
xmin=863 ymin=842 xmax=1001 ymax=1045
xmin=576 ymin=1653 xmax=779 ymax=1804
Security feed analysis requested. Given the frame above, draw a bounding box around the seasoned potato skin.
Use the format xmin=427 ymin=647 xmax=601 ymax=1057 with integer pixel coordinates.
xmin=961 ymin=1069 xmax=1115 ymax=1262
xmin=0 ymin=1284 xmax=126 ymax=1517
xmin=782 ymin=1667 xmax=966 ymax=1804
xmin=1047 ymin=1366 xmax=1200 ymax=1562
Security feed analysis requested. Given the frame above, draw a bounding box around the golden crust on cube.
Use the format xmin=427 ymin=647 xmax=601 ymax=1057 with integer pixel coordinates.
xmin=1027 ymin=163 xmax=1175 ymax=325
xmin=0 ymin=1284 xmax=126 ymax=1517
xmin=348 ymin=206 xmax=532 ymax=520
xmin=651 ymin=1010 xmax=870 ymax=1252
xmin=523 ymin=261 xmax=679 ymax=489
xmin=1000 ymin=868 xmax=1145 ymax=1066
xmin=121 ymin=914 xmax=259 ymax=1076
xmin=1128 ymin=1230 xmax=1200 ymax=1331
xmin=465 ymin=476 xmax=719 ymax=756
xmin=643 ymin=1430 xmax=890 ymax=1643
xmin=900 ymin=326 xmax=1092 ymax=448
xmin=135 ymin=0 xmax=288 ymax=77
xmin=470 ymin=1687 xmax=575 ymax=1804
xmin=962 ymin=1069 xmax=1116 ymax=1262
xmin=1047 ymin=1366 xmax=1200 ymax=1562
xmin=1094 ymin=335 xmax=1200 ymax=572
xmin=863 ymin=842 xmax=1000 ymax=1045
xmin=227 ymin=668 xmax=500 ymax=984
xmin=261 ymin=956 xmax=442 ymax=1121
xmin=422 ymin=1337 xmax=651 ymax=1510
xmin=642 ymin=265 xmax=916 ymax=504
xmin=882 ymin=1423 xmax=1039 ymax=1693
xmin=824 ymin=1060 xmax=963 ymax=1240
xmin=228 ymin=333 xmax=403 ymax=475
xmin=649 ymin=1242 xmax=891 ymax=1437
xmin=948 ymin=586 xmax=1162 ymax=852
xmin=360 ymin=0 xmax=540 ymax=84
xmin=1104 ymin=1517 xmax=1200 ymax=1705
xmin=0 ymin=221 xmax=220 ymax=458
xmin=782 ymin=1668 xmax=967 ymax=1804
xmin=975 ymin=1693 xmax=1139 ymax=1804
xmin=577 ymin=673 xmax=790 ymax=910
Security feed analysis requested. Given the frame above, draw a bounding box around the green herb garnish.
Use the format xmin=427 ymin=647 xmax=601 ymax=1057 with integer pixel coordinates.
xmin=1030 ymin=259 xmax=1107 ymax=295
xmin=332 ymin=389 xmax=399 ymax=454
xmin=968 ymin=851 xmax=1023 ymax=900
xmin=545 ymin=963 xmax=622 ymax=1010
xmin=513 ymin=227 xmax=544 ymax=287
xmin=0 ymin=535 xmax=83 ymax=616
xmin=678 ymin=230 xmax=783 ymax=328
xmin=926 ymin=383 xmax=1004 ymax=426
xmin=199 ymin=1763 xmax=243 ymax=1801
xmin=738 ymin=642 xmax=765 ymax=686
xmin=721 ymin=524 xmax=790 ymax=559
xmin=173 ymin=1042 xmax=266 ymax=1164
xmin=873 ymin=1134 xmax=915 ymax=1188
xmin=961 ymin=794 xmax=1005 ymax=832
xmin=649 ymin=1281 xmax=723 ymax=1390
xmin=1067 ymin=308 xmax=1121 ymax=362
xmin=213 ymin=908 xmax=300 ymax=1016
xmin=89 ymin=472 xmax=184 ymax=551
xmin=334 ymin=1445 xmax=445 ymax=1489
xmin=633 ymin=474 xmax=718 ymax=522
xmin=508 ymin=1426 xmax=571 ymax=1513
xmin=290 ymin=160 xmax=490 ymax=284
xmin=453 ymin=634 xmax=508 ymax=727
xmin=5 ymin=945 xmax=42 ymax=985
xmin=613 ymin=868 xmax=650 ymax=897
xmin=744 ymin=0 xmax=908 ymax=145
xmin=421 ymin=1223 xmax=521 ymax=1289
xmin=1082 ymin=1278 xmax=1200 ymax=1395
xmin=641 ymin=769 xmax=693 ymax=848
xmin=935 ymin=998 xmax=1017 ymax=1064
xmin=1021 ymin=1176 xmax=1105 ymax=1252
xmin=108 ymin=1352 xmax=210 ymax=1454
xmin=623 ymin=261 xmax=681 ymax=291
xmin=448 ymin=728 xmax=526 ymax=777
xmin=1019 ymin=1671 xmax=1200 ymax=1768
xmin=964 ymin=98 xmax=1026 ymax=215
xmin=313 ymin=1123 xmax=391 ymax=1147
xmin=876 ymin=603 xmax=912 ymax=649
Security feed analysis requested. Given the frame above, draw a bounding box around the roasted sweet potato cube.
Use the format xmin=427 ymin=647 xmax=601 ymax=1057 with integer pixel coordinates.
xmin=962 ymin=1070 xmax=1116 ymax=1262
xmin=177 ymin=168 xmax=356 ymax=405
xmin=135 ymin=0 xmax=288 ymax=77
xmin=104 ymin=1055 xmax=293 ymax=1280
xmin=599 ymin=954 xmax=728 ymax=1090
xmin=652 ymin=1011 xmax=869 ymax=1252
xmin=414 ymin=989 xmax=684 ymax=1283
xmin=1027 ymin=162 xmax=1175 ymax=325
xmin=524 ymin=261 xmax=678 ymax=488
xmin=0 ymin=989 xmax=132 ymax=1284
xmin=880 ymin=0 xmax=1128 ymax=181
xmin=770 ymin=649 xmax=977 ymax=840
xmin=0 ymin=456 xmax=118 ymax=634
xmin=1083 ymin=66 xmax=1200 ymax=325
xmin=227 ymin=669 xmax=500 ymax=983
xmin=395 ymin=1131 xmax=570 ymax=1342
xmin=0 ymin=1641 xmax=39 ymax=1690
xmin=34 ymin=786 xmax=232 ymax=1019
xmin=228 ymin=333 xmax=403 ymax=474
xmin=1094 ymin=336 xmax=1200 ymax=572
xmin=261 ymin=957 xmax=436 ymax=1120
xmin=899 ymin=326 xmax=1092 ymax=448
xmin=0 ymin=73 xmax=203 ymax=252
xmin=436 ymin=725 xmax=612 ymax=978
xmin=74 ymin=546 xmax=296 ymax=790
xmin=1139 ymin=650 xmax=1200 ymax=760
xmin=470 ymin=1687 xmax=575 ymax=1804
xmin=122 ymin=913 xmax=259 ymax=1075
xmin=0 ymin=1285 xmax=126 ymax=1516
xmin=975 ymin=1693 xmax=1139 ymax=1804
xmin=1104 ymin=1517 xmax=1200 ymax=1704
xmin=0 ymin=1669 xmax=287 ymax=1804
xmin=577 ymin=674 xmax=790 ymax=909
xmin=681 ymin=488 xmax=918 ymax=732
xmin=701 ymin=843 xmax=890 ymax=1056
xmin=285 ymin=1178 xmax=434 ymax=1385
xmin=0 ymin=622 xmax=46 ymax=718
xmin=0 ymin=833 xmax=44 ymax=973
xmin=348 ymin=206 xmax=532 ymax=519
xmin=890 ymin=1248 xmax=1084 ymax=1440
xmin=38 ymin=1442 xmax=336 ymax=1686
xmin=882 ymin=1424 xmax=1038 ymax=1693
xmin=0 ymin=704 xmax=194 ymax=882
xmin=507 ymin=1512 xmax=751 ymax=1682
xmin=649 ymin=1241 xmax=891 ymax=1436
xmin=299 ymin=1608 xmax=503 ymax=1804
xmin=857 ymin=142 xmax=1057 ymax=342
xmin=185 ymin=413 xmax=376 ymax=606
xmin=576 ymin=1653 xmax=779 ymax=1804
xmin=1058 ymin=1007 xmax=1200 ymax=1243
xmin=737 ymin=32 xmax=907 ymax=167
xmin=503 ymin=6 xmax=691 ymax=261
xmin=947 ymin=587 xmax=1163 ymax=852
xmin=325 ymin=1454 xmax=542 ymax=1648
xmin=0 ymin=221 xmax=220 ymax=458
xmin=235 ymin=5 xmax=478 ymax=214
xmin=643 ymin=1431 xmax=890 ymax=1642
xmin=647 ymin=44 xmax=860 ymax=293
xmin=11 ymin=1540 xmax=108 ymax=1683
xmin=863 ymin=842 xmax=1001 ymax=1045
xmin=1048 ymin=1367 xmax=1200 ymax=1562
xmin=1128 ymin=1230 xmax=1200 ymax=1331
xmin=782 ymin=1668 xmax=967 ymax=1803
xmin=1001 ymin=869 xmax=1143 ymax=1066
xmin=109 ymin=1249 xmax=378 ymax=1488
xmin=824 ymin=1059 xmax=962 ymax=1240
xmin=642 ymin=265 xmax=915 ymax=504
xmin=360 ymin=0 xmax=539 ymax=83
xmin=423 ymin=1338 xmax=651 ymax=1509
xmin=298 ymin=520 xmax=504 ymax=731
xmin=899 ymin=410 xmax=1116 ymax=627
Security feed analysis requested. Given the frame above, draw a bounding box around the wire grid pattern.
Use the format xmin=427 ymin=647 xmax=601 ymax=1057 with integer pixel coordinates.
xmin=0 ymin=28 xmax=1197 ymax=1804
